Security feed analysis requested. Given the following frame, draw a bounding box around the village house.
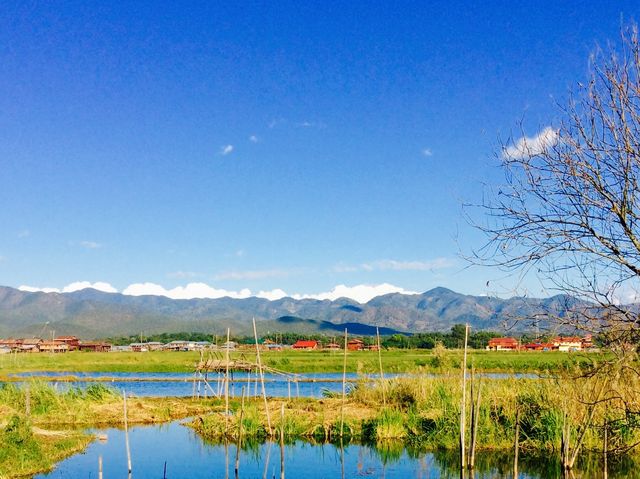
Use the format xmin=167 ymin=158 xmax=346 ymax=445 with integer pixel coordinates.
xmin=523 ymin=342 xmax=556 ymax=351
xmin=347 ymin=339 xmax=365 ymax=351
xmin=78 ymin=341 xmax=112 ymax=352
xmin=486 ymin=337 xmax=519 ymax=351
xmin=553 ymin=336 xmax=583 ymax=352
xmin=55 ymin=335 xmax=80 ymax=351
xmin=0 ymin=338 xmax=23 ymax=351
xmin=39 ymin=340 xmax=69 ymax=353
xmin=21 ymin=338 xmax=43 ymax=353
xmin=292 ymin=340 xmax=318 ymax=350
xmin=324 ymin=342 xmax=341 ymax=351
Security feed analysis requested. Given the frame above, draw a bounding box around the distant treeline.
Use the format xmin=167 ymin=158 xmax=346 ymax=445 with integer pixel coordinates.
xmin=106 ymin=324 xmax=513 ymax=349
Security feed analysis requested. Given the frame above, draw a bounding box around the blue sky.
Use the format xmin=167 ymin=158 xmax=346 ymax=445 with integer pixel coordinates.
xmin=1 ymin=2 xmax=639 ymax=302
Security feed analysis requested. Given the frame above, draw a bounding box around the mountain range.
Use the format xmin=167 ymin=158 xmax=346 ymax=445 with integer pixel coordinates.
xmin=0 ymin=285 xmax=582 ymax=339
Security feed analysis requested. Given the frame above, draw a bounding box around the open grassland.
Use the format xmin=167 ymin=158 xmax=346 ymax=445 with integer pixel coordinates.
xmin=0 ymin=381 xmax=220 ymax=479
xmin=0 ymin=348 xmax=594 ymax=377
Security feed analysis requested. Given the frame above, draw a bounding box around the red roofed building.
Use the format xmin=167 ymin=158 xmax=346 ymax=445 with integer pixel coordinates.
xmin=56 ymin=336 xmax=80 ymax=351
xmin=292 ymin=340 xmax=318 ymax=350
xmin=486 ymin=337 xmax=519 ymax=351
xmin=524 ymin=342 xmax=556 ymax=351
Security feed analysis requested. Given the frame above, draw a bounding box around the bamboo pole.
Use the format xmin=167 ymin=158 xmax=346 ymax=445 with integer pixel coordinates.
xmin=225 ymin=327 xmax=230 ymax=434
xmin=235 ymin=386 xmax=245 ymax=479
xmin=469 ymin=369 xmax=481 ymax=469
xmin=123 ymin=390 xmax=132 ymax=474
xmin=459 ymin=324 xmax=469 ymax=471
xmin=253 ymin=317 xmax=272 ymax=436
xmin=280 ymin=403 xmax=285 ymax=479
xmin=340 ymin=328 xmax=348 ymax=437
xmin=376 ymin=327 xmax=386 ymax=408
xmin=513 ymin=407 xmax=520 ymax=478
xmin=98 ymin=455 xmax=103 ymax=479
xmin=603 ymin=421 xmax=608 ymax=479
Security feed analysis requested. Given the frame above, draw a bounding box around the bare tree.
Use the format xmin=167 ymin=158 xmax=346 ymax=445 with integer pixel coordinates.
xmin=470 ymin=24 xmax=640 ymax=346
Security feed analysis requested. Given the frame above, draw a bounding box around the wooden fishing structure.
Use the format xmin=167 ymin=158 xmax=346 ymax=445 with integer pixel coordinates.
xmin=191 ymin=349 xmax=299 ymax=400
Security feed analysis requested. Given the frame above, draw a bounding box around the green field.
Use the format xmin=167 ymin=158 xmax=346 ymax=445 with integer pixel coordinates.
xmin=0 ymin=348 xmax=593 ymax=377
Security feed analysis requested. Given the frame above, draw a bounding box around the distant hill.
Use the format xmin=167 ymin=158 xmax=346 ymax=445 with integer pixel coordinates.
xmin=0 ymin=285 xmax=583 ymax=338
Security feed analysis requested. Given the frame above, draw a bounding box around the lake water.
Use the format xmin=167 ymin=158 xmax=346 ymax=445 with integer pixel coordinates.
xmin=34 ymin=421 xmax=636 ymax=479
xmin=11 ymin=371 xmax=539 ymax=398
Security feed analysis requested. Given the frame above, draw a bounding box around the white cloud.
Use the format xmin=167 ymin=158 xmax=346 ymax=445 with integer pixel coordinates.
xmin=19 ymin=285 xmax=61 ymax=293
xmin=220 ymin=145 xmax=234 ymax=156
xmin=62 ymin=281 xmax=117 ymax=293
xmin=80 ymin=241 xmax=102 ymax=249
xmin=293 ymin=283 xmax=418 ymax=304
xmin=503 ymin=127 xmax=558 ymax=159
xmin=422 ymin=148 xmax=433 ymax=157
xmin=214 ymin=269 xmax=291 ymax=281
xmin=19 ymin=281 xmax=117 ymax=294
xmin=249 ymin=135 xmax=259 ymax=143
xmin=122 ymin=282 xmax=252 ymax=300
xmin=17 ymin=280 xmax=420 ymax=303
xmin=256 ymin=289 xmax=289 ymax=301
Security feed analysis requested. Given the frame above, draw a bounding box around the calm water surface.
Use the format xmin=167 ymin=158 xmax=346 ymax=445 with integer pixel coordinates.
xmin=12 ymin=371 xmax=538 ymax=398
xmin=33 ymin=421 xmax=636 ymax=479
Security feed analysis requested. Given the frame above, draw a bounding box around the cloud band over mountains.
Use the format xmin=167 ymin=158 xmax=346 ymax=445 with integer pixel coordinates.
xmin=17 ymin=281 xmax=418 ymax=304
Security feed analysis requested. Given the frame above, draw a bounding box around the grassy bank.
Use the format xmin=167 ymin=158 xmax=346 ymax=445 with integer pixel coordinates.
xmin=0 ymin=381 xmax=219 ymax=479
xmin=0 ymin=348 xmax=594 ymax=377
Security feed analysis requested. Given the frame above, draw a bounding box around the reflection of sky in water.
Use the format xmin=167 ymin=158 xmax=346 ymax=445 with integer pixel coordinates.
xmin=35 ymin=422 xmax=424 ymax=479
xmin=33 ymin=421 xmax=628 ymax=479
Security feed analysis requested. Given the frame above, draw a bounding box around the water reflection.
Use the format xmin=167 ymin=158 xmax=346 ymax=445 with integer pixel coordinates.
xmin=34 ymin=421 xmax=638 ymax=479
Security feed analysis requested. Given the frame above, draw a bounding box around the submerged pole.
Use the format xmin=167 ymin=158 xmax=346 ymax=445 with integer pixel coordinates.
xmin=98 ymin=455 xmax=103 ymax=479
xmin=123 ymin=390 xmax=132 ymax=474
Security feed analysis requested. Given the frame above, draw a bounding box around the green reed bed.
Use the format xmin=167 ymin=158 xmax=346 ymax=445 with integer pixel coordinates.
xmin=190 ymin=373 xmax=640 ymax=457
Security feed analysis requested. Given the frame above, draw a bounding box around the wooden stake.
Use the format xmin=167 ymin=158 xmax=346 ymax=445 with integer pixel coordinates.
xmin=253 ymin=317 xmax=272 ymax=436
xmin=123 ymin=390 xmax=132 ymax=474
xmin=98 ymin=455 xmax=103 ymax=479
xmin=376 ymin=327 xmax=386 ymax=408
xmin=280 ymin=403 xmax=285 ymax=479
xmin=603 ymin=421 xmax=608 ymax=479
xmin=469 ymin=369 xmax=481 ymax=469
xmin=513 ymin=407 xmax=520 ymax=478
xmin=459 ymin=324 xmax=469 ymax=471
xmin=235 ymin=386 xmax=246 ymax=478
xmin=225 ymin=327 xmax=230 ymax=434
xmin=340 ymin=328 xmax=348 ymax=437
